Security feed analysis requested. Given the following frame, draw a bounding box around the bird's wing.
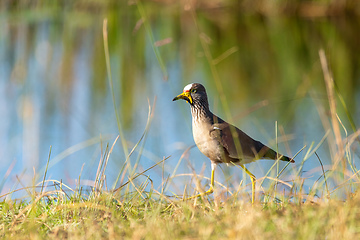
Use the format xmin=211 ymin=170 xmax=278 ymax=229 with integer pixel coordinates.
xmin=210 ymin=122 xmax=277 ymax=161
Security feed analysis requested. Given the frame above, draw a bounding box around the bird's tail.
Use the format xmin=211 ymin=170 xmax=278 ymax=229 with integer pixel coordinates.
xmin=263 ymin=147 xmax=295 ymax=163
xmin=279 ymin=155 xmax=295 ymax=163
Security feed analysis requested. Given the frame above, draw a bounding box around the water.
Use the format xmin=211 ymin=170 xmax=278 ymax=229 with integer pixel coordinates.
xmin=1 ymin=2 xmax=359 ymax=199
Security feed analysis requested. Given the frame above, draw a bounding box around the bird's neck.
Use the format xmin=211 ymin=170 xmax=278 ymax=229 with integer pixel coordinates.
xmin=190 ymin=101 xmax=212 ymax=122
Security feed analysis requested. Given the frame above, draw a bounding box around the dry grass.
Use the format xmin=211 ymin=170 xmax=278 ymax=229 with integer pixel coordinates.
xmin=1 ymin=185 xmax=360 ymax=239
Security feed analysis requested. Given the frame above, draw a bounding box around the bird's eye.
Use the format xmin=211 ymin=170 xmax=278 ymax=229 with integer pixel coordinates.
xmin=191 ymin=89 xmax=197 ymax=93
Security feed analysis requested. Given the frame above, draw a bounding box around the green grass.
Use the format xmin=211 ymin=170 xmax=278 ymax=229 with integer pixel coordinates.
xmin=1 ymin=176 xmax=360 ymax=239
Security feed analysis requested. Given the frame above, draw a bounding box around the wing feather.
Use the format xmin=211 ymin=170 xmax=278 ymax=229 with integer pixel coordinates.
xmin=209 ymin=116 xmax=293 ymax=162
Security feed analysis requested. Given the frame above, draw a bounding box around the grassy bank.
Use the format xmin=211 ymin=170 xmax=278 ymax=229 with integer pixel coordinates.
xmin=1 ymin=180 xmax=360 ymax=239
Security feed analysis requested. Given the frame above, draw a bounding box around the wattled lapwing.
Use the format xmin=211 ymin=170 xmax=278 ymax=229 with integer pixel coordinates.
xmin=173 ymin=83 xmax=294 ymax=203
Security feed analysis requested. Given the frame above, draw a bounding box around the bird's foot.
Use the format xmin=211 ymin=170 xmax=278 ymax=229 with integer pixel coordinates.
xmin=184 ymin=186 xmax=214 ymax=200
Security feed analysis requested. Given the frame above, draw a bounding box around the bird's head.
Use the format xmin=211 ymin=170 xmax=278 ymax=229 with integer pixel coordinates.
xmin=172 ymin=83 xmax=207 ymax=106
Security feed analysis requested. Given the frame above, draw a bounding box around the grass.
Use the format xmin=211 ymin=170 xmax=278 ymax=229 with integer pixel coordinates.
xmin=1 ymin=175 xmax=360 ymax=239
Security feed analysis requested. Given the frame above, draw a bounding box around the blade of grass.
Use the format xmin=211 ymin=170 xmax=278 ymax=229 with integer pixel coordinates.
xmin=314 ymin=151 xmax=330 ymax=198
xmin=132 ymin=97 xmax=157 ymax=176
xmin=334 ymin=82 xmax=358 ymax=136
xmin=259 ymin=145 xmax=305 ymax=188
xmin=41 ymin=146 xmax=52 ymax=194
xmin=95 ymin=143 xmax=109 ymax=191
xmin=101 ymin=136 xmax=120 ymax=187
xmin=319 ymin=49 xmax=344 ymax=169
xmin=167 ymin=145 xmax=196 ymax=189
xmin=275 ymin=121 xmax=279 ymax=197
xmin=38 ymin=136 xmax=111 ymax=175
xmin=113 ymin=155 xmax=171 ymax=192
xmin=113 ymin=98 xmax=156 ymax=189
xmin=103 ymin=19 xmax=129 ymax=160
xmin=77 ymin=163 xmax=85 ymax=198
xmin=0 ymin=160 xmax=16 ymax=193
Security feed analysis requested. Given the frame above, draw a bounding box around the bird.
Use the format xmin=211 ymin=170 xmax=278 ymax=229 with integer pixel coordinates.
xmin=173 ymin=83 xmax=294 ymax=203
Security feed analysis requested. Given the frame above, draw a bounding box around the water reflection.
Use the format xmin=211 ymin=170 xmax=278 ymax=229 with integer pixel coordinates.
xmin=1 ymin=2 xmax=359 ymax=199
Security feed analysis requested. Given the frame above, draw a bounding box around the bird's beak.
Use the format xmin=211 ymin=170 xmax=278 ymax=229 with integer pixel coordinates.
xmin=173 ymin=91 xmax=193 ymax=105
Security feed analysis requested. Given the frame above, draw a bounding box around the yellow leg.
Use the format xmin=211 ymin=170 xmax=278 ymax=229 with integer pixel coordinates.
xmin=186 ymin=163 xmax=216 ymax=200
xmin=208 ymin=164 xmax=215 ymax=193
xmin=240 ymin=165 xmax=256 ymax=204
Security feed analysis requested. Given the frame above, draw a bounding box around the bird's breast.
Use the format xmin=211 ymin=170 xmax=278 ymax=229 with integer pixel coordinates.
xmin=192 ymin=119 xmax=223 ymax=162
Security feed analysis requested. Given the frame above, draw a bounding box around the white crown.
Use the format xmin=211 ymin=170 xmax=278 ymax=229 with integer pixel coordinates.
xmin=183 ymin=83 xmax=194 ymax=92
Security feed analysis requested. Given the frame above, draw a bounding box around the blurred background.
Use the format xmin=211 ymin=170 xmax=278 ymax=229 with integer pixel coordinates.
xmin=0 ymin=0 xmax=359 ymax=199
